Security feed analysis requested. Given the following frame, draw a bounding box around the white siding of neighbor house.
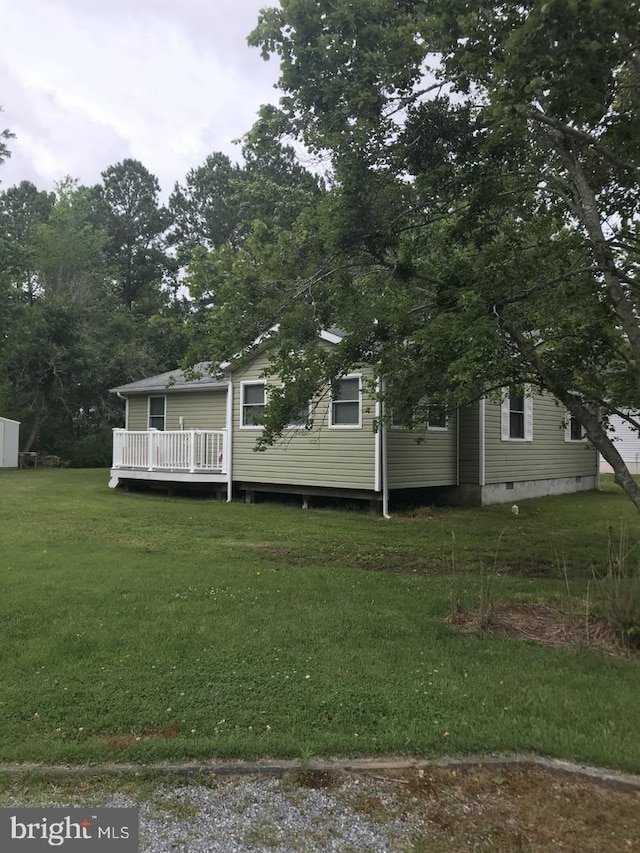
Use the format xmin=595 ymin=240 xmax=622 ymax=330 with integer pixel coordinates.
xmin=484 ymin=392 xmax=597 ymax=483
xmin=232 ymin=351 xmax=377 ymax=490
xmin=386 ymin=421 xmax=458 ymax=488
xmin=125 ymin=391 xmax=227 ymax=432
xmin=601 ymin=414 xmax=640 ymax=473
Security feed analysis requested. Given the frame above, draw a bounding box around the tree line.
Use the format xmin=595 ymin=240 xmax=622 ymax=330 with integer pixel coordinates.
xmin=0 ymin=114 xmax=322 ymax=464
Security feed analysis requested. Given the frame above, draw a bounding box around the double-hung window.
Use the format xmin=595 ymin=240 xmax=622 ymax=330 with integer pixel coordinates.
xmin=501 ymin=387 xmax=533 ymax=441
xmin=148 ymin=396 xmax=165 ymax=430
xmin=241 ymin=382 xmax=266 ymax=427
xmin=565 ymin=414 xmax=586 ymax=442
xmin=330 ymin=376 xmax=361 ymax=428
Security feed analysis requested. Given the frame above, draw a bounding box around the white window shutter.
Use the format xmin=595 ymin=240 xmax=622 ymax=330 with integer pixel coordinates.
xmin=524 ymin=391 xmax=533 ymax=441
xmin=501 ymin=389 xmax=510 ymax=441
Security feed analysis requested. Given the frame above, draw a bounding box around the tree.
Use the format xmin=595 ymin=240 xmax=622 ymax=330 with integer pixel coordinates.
xmin=0 ymin=179 xmax=165 ymax=460
xmin=215 ymin=0 xmax=640 ymax=506
xmin=170 ymin=107 xmax=323 ymax=268
xmin=0 ymin=107 xmax=14 ymax=175
xmin=0 ymin=181 xmax=56 ymax=303
xmin=94 ymin=159 xmax=173 ymax=313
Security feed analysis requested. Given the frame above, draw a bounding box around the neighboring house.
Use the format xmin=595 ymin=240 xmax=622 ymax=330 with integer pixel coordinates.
xmin=108 ymin=332 xmax=598 ymax=510
xmin=0 ymin=417 xmax=20 ymax=468
xmin=600 ymin=414 xmax=640 ymax=474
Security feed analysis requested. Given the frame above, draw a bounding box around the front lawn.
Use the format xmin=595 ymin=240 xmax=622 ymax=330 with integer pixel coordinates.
xmin=0 ymin=469 xmax=638 ymax=771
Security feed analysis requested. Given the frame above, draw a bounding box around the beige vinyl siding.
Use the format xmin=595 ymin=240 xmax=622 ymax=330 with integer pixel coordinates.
xmin=127 ymin=396 xmax=148 ymax=431
xmin=124 ymin=391 xmax=227 ymax=431
xmin=458 ymin=403 xmax=481 ymax=484
xmin=484 ymin=393 xmax=597 ymax=483
xmin=232 ymin=352 xmax=377 ymax=490
xmin=387 ymin=423 xmax=457 ymax=488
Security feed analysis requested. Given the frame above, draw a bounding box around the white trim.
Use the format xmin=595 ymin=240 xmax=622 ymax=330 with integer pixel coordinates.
xmin=148 ymin=395 xmax=166 ymax=430
xmin=125 ymin=397 xmax=129 ymax=430
xmin=501 ymin=386 xmax=533 ymax=442
xmin=109 ymin=468 xmax=227 ymax=485
xmin=239 ymin=380 xmax=266 ymax=429
xmin=479 ymin=398 xmax=486 ymax=486
xmin=225 ymin=380 xmax=233 ymax=501
xmin=329 ymin=374 xmax=363 ymax=429
xmin=524 ymin=392 xmax=533 ymax=441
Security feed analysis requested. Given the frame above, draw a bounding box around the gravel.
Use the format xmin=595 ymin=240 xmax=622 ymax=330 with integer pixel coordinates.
xmin=114 ymin=776 xmax=413 ymax=852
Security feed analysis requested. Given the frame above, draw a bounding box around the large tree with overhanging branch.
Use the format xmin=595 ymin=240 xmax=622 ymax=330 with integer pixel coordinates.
xmin=192 ymin=0 xmax=640 ymax=507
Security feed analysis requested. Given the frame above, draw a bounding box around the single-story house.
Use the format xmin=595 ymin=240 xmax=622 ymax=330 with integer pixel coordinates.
xmin=109 ymin=331 xmax=598 ymax=511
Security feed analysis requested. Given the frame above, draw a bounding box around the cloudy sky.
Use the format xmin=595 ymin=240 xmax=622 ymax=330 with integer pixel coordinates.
xmin=1 ymin=0 xmax=281 ymax=197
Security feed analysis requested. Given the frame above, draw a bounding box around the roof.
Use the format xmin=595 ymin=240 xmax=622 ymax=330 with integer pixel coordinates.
xmin=110 ymin=329 xmax=348 ymax=395
xmin=110 ymin=363 xmax=227 ymax=395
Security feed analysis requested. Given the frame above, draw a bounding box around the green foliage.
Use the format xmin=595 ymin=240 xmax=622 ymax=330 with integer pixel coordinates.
xmin=232 ymin=0 xmax=640 ymax=508
xmin=0 ymin=106 xmax=14 ymax=174
xmin=93 ymin=159 xmax=173 ymax=313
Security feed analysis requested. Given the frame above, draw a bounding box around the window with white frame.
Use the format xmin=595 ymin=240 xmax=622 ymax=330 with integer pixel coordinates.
xmin=148 ymin=396 xmax=165 ymax=430
xmin=241 ymin=382 xmax=266 ymax=427
xmin=501 ymin=387 xmax=533 ymax=441
xmin=330 ymin=376 xmax=361 ymax=427
xmin=565 ymin=413 xmax=586 ymax=442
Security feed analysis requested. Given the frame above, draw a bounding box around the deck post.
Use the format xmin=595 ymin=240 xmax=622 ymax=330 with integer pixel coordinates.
xmin=189 ymin=430 xmax=196 ymax=473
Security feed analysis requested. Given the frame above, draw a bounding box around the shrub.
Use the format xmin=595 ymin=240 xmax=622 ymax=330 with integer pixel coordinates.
xmin=591 ymin=525 xmax=640 ymax=649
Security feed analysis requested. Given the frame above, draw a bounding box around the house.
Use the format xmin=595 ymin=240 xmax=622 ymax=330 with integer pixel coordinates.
xmin=0 ymin=417 xmax=20 ymax=468
xmin=108 ymin=332 xmax=598 ymax=510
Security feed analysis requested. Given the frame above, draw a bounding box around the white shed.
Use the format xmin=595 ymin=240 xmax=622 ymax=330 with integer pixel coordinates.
xmin=0 ymin=417 xmax=20 ymax=468
xmin=601 ymin=414 xmax=640 ymax=474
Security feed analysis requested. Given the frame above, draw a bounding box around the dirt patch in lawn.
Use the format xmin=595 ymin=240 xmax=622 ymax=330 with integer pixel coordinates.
xmin=449 ymin=602 xmax=638 ymax=659
xmin=350 ymin=764 xmax=640 ymax=852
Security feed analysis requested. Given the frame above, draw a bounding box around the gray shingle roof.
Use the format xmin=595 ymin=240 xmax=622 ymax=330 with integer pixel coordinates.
xmin=110 ymin=363 xmax=227 ymax=394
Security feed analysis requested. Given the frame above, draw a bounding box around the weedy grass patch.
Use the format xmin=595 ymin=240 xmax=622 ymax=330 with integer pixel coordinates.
xmin=0 ymin=469 xmax=639 ymax=771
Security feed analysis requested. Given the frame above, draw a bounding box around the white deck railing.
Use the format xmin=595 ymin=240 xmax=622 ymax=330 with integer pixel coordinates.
xmin=112 ymin=429 xmax=227 ymax=474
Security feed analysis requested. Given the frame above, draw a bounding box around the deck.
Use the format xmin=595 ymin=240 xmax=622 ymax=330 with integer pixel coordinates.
xmin=109 ymin=429 xmax=228 ymax=488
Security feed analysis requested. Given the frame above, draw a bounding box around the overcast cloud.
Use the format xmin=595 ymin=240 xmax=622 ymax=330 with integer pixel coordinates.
xmin=1 ymin=0 xmax=281 ymax=196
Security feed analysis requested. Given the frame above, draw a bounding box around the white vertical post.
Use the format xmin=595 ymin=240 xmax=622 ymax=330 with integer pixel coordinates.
xmin=148 ymin=429 xmax=156 ymax=471
xmin=189 ymin=430 xmax=196 ymax=473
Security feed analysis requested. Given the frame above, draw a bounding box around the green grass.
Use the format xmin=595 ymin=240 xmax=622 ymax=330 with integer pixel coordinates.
xmin=0 ymin=469 xmax=639 ymax=771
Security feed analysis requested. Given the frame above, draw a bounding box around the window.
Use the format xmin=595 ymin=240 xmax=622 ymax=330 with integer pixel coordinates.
xmin=241 ymin=382 xmax=266 ymax=427
xmin=286 ymin=403 xmax=311 ymax=429
xmin=501 ymin=387 xmax=533 ymax=441
xmin=330 ymin=376 xmax=361 ymax=427
xmin=148 ymin=396 xmax=165 ymax=430
xmin=565 ymin=414 xmax=586 ymax=442
xmin=427 ymin=406 xmax=448 ymax=430
xmin=509 ymin=394 xmax=525 ymax=439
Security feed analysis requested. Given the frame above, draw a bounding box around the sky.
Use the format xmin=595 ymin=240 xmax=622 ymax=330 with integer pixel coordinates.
xmin=1 ymin=0 xmax=281 ymax=197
